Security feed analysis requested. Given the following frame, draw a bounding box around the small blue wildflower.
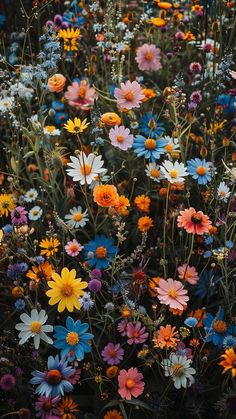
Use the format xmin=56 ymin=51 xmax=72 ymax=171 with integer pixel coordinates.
xmin=187 ymin=158 xmax=212 ymax=185
xmin=184 ymin=317 xmax=198 ymax=328
xmin=140 ymin=113 xmax=165 ymax=139
xmin=14 ymin=299 xmax=26 ymax=310
xmin=7 ymin=263 xmax=28 ymax=281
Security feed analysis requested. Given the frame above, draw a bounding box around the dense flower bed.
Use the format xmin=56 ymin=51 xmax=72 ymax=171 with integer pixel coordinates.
xmin=0 ymin=0 xmax=236 ymax=418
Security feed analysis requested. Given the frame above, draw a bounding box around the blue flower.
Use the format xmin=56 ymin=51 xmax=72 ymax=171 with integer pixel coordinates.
xmin=2 ymin=224 xmax=13 ymax=235
xmin=187 ymin=158 xmax=212 ymax=185
xmin=226 ymin=240 xmax=234 ymax=249
xmin=205 ymin=236 xmax=213 ymax=245
xmin=14 ymin=299 xmax=25 ymax=310
xmin=0 ymin=15 xmax=6 ymax=27
xmin=195 ymin=269 xmax=219 ymax=298
xmin=52 ymin=101 xmax=65 ymax=112
xmin=30 ymin=355 xmax=74 ymax=397
xmin=84 ymin=235 xmax=117 ymax=269
xmin=140 ymin=113 xmax=165 ymax=139
xmin=203 ymin=308 xmax=236 ymax=348
xmin=223 ymin=335 xmax=236 ymax=349
xmin=133 ymin=135 xmax=167 ymax=162
xmin=54 ymin=112 xmax=68 ymax=125
xmin=184 ymin=317 xmax=198 ymax=328
xmin=217 ymin=94 xmax=236 ymax=114
xmin=203 ymin=250 xmax=212 ymax=258
xmin=7 ymin=263 xmax=28 ymax=280
xmin=53 ymin=317 xmax=94 ymax=361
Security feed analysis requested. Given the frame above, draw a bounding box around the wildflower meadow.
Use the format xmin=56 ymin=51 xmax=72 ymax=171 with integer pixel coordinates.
xmin=0 ymin=0 xmax=236 ymax=418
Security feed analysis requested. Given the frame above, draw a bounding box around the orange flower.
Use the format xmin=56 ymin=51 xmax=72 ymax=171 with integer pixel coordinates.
xmin=148 ymin=17 xmax=166 ymax=27
xmin=39 ymin=237 xmax=60 ymax=257
xmin=183 ymin=31 xmax=196 ymax=41
xmin=26 ymin=262 xmax=54 ymax=283
xmin=153 ymin=325 xmax=179 ymax=349
xmin=113 ymin=195 xmax=130 ymax=216
xmin=154 ymin=1 xmax=172 ymax=8
xmin=188 ymin=309 xmax=206 ymax=326
xmin=57 ymin=396 xmax=78 ymax=419
xmin=142 ymin=88 xmax=157 ymax=102
xmin=106 ymin=366 xmax=119 ymax=379
xmin=12 ymin=286 xmax=24 ymax=298
xmin=138 ymin=216 xmax=154 ymax=232
xmin=104 ymin=410 xmax=123 ymax=419
xmin=149 ymin=277 xmax=161 ymax=297
xmin=101 ymin=112 xmax=121 ymax=126
xmin=121 ymin=306 xmax=132 ymax=318
xmin=93 ymin=185 xmax=119 ymax=207
xmin=134 ymin=194 xmax=150 ymax=212
xmin=219 ymin=348 xmax=236 ymax=378
xmin=47 ymin=73 xmax=66 ymax=93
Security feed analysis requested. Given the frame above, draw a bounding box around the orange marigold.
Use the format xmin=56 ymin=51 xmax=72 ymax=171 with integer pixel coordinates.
xmin=153 ymin=325 xmax=179 ymax=349
xmin=93 ymin=185 xmax=119 ymax=207
xmin=113 ymin=195 xmax=130 ymax=216
xmin=104 ymin=410 xmax=123 ymax=419
xmin=134 ymin=194 xmax=150 ymax=212
xmin=101 ymin=112 xmax=121 ymax=126
xmin=138 ymin=216 xmax=154 ymax=232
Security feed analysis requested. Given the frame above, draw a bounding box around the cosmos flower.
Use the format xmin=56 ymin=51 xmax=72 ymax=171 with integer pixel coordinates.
xmin=126 ymin=322 xmax=149 ymax=344
xmin=162 ymin=353 xmax=196 ymax=389
xmin=177 ymin=207 xmax=212 ymax=235
xmin=11 ymin=206 xmax=28 ymax=225
xmin=177 ymin=264 xmax=199 ymax=285
xmin=109 ymin=125 xmax=134 ymax=150
xmin=66 ymin=152 xmax=106 ymax=185
xmin=65 ymin=80 xmax=98 ymax=110
xmin=65 ymin=239 xmax=84 ymax=256
xmin=135 ymin=43 xmax=162 ymax=71
xmin=153 ymin=325 xmax=179 ymax=349
xmin=114 ymin=80 xmax=144 ymax=110
xmin=102 ymin=342 xmax=124 ymax=365
xmin=118 ymin=367 xmax=144 ymax=400
xmin=156 ymin=278 xmax=189 ymax=310
xmin=35 ymin=395 xmax=60 ymax=419
xmin=15 ymin=309 xmax=53 ymax=349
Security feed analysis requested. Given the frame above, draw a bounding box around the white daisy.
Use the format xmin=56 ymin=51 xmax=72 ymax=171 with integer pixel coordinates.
xmin=162 ymin=353 xmax=196 ymax=389
xmin=66 ymin=152 xmax=106 ymax=185
xmin=145 ymin=162 xmax=163 ymax=182
xmin=217 ymin=181 xmax=231 ymax=202
xmin=160 ymin=160 xmax=188 ymax=184
xmin=15 ymin=309 xmax=53 ymax=350
xmin=29 ymin=206 xmax=43 ymax=221
xmin=163 ymin=136 xmax=180 ymax=158
xmin=64 ymin=206 xmax=89 ymax=228
xmin=24 ymin=188 xmax=38 ymax=203
xmin=43 ymin=125 xmax=61 ymax=136
xmin=0 ymin=97 xmax=14 ymax=113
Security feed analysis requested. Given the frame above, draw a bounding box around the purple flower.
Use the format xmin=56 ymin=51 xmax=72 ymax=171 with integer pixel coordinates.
xmin=0 ymin=374 xmax=16 ymax=391
xmin=91 ymin=269 xmax=102 ymax=279
xmin=101 ymin=342 xmax=124 ymax=365
xmin=189 ymin=62 xmax=202 ymax=74
xmin=190 ymin=90 xmax=202 ymax=104
xmin=35 ymin=395 xmax=60 ymax=419
xmin=7 ymin=262 xmax=28 ymax=280
xmin=88 ymin=278 xmax=102 ymax=292
xmin=11 ymin=206 xmax=28 ymax=225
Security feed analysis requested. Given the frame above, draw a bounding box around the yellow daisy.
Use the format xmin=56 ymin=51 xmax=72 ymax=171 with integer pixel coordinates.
xmin=0 ymin=194 xmax=15 ymax=217
xmin=58 ymin=28 xmax=81 ymax=40
xmin=39 ymin=237 xmax=60 ymax=257
xmin=46 ymin=267 xmax=87 ymax=312
xmin=64 ymin=117 xmax=90 ymax=134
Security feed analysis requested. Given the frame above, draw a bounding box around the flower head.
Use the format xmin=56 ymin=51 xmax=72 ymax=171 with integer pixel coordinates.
xmin=219 ymin=348 xmax=236 ymax=378
xmin=0 ymin=194 xmax=15 ymax=217
xmin=160 ymin=160 xmax=188 ymax=184
xmin=156 ymin=278 xmax=189 ymax=310
xmin=153 ymin=325 xmax=179 ymax=349
xmin=93 ymin=184 xmax=119 ymax=207
xmin=177 ymin=264 xmax=199 ymax=285
xmin=126 ymin=322 xmax=149 ymax=344
xmin=11 ymin=206 xmax=28 ymax=225
xmin=84 ymin=235 xmax=117 ymax=269
xmin=66 ymin=152 xmax=106 ymax=185
xmin=64 ymin=206 xmax=89 ymax=228
xmin=15 ymin=309 xmax=53 ymax=349
xmin=35 ymin=395 xmax=60 ymax=419
xmin=64 ymin=117 xmax=89 ymax=134
xmin=57 ymin=397 xmax=79 ymax=419
xmin=65 ymin=239 xmax=84 ymax=257
xmin=162 ymin=353 xmax=196 ymax=389
xmin=133 ymin=135 xmax=167 ymax=161
xmin=65 ymin=80 xmax=97 ymax=110
xmin=114 ymin=80 xmax=144 ymax=110
xmin=109 ymin=125 xmax=134 ymax=150
xmin=135 ymin=44 xmax=162 ymax=71
xmin=118 ymin=367 xmax=144 ymax=400
xmin=187 ymin=158 xmax=212 ymax=185
xmin=102 ymin=342 xmax=124 ymax=365
xmin=46 ymin=267 xmax=87 ymax=312
xmin=40 ymin=237 xmax=60 ymax=257
xmin=177 ymin=207 xmax=212 ymax=235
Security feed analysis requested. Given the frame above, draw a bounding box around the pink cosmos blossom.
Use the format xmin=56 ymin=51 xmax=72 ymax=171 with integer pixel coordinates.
xmin=11 ymin=206 xmax=28 ymax=225
xmin=65 ymin=239 xmax=84 ymax=257
xmin=117 ymin=320 xmax=128 ymax=336
xmin=65 ymin=80 xmax=98 ymax=110
xmin=156 ymin=278 xmax=189 ymax=310
xmin=101 ymin=342 xmax=124 ymax=365
xmin=109 ymin=125 xmax=134 ymax=150
xmin=135 ymin=43 xmax=162 ymax=71
xmin=35 ymin=395 xmax=60 ymax=419
xmin=177 ymin=264 xmax=199 ymax=285
xmin=114 ymin=80 xmax=144 ymax=110
xmin=126 ymin=322 xmax=149 ymax=344
xmin=118 ymin=367 xmax=145 ymax=400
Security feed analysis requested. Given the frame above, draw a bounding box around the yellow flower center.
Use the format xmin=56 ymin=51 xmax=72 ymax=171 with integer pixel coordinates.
xmin=60 ymin=284 xmax=74 ymax=297
xmin=169 ymin=169 xmax=178 ymax=179
xmin=126 ymin=378 xmax=135 ymax=388
xmin=80 ymin=164 xmax=92 ymax=176
xmin=168 ymin=288 xmax=177 ymax=298
xmin=213 ymin=320 xmax=227 ymax=333
xmin=30 ymin=321 xmax=42 ymax=334
xmin=116 ymin=135 xmax=125 ymax=143
xmin=150 ymin=169 xmax=160 ymax=178
xmin=3 ymin=101 xmax=9 ymax=106
xmin=166 ymin=144 xmax=173 ymax=152
xmin=95 ymin=246 xmax=108 ymax=259
xmin=196 ymin=166 xmax=207 ymax=175
xmin=172 ymin=363 xmax=184 ymax=377
xmin=145 ymin=51 xmax=154 ymax=61
xmin=66 ymin=331 xmax=79 ymax=345
xmin=145 ymin=138 xmax=156 ymax=150
xmin=45 ymin=126 xmax=56 ymax=133
xmin=73 ymin=213 xmax=83 ymax=221
xmin=124 ymin=91 xmax=135 ymax=101
xmin=33 ymin=210 xmax=39 ymax=216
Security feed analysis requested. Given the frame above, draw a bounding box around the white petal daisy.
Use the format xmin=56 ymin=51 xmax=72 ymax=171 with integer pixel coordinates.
xmin=15 ymin=309 xmax=53 ymax=349
xmin=66 ymin=152 xmax=106 ymax=185
xmin=160 ymin=160 xmax=188 ymax=184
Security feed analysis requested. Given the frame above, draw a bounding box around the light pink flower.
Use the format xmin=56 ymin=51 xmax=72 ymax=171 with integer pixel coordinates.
xmin=177 ymin=264 xmax=199 ymax=285
xmin=65 ymin=239 xmax=84 ymax=257
xmin=135 ymin=43 xmax=162 ymax=71
xmin=109 ymin=125 xmax=134 ymax=150
xmin=118 ymin=367 xmax=144 ymax=400
xmin=114 ymin=80 xmax=144 ymax=110
xmin=230 ymin=70 xmax=236 ymax=80
xmin=156 ymin=278 xmax=189 ymax=310
xmin=117 ymin=320 xmax=128 ymax=336
xmin=102 ymin=342 xmax=124 ymax=365
xmin=65 ymin=80 xmax=98 ymax=110
xmin=126 ymin=322 xmax=149 ymax=344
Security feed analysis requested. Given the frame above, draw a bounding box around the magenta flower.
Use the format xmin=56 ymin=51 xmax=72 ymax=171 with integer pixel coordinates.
xmin=118 ymin=367 xmax=144 ymax=400
xmin=65 ymin=80 xmax=98 ymax=110
xmin=35 ymin=395 xmax=60 ymax=419
xmin=109 ymin=125 xmax=134 ymax=150
xmin=135 ymin=43 xmax=162 ymax=71
xmin=126 ymin=322 xmax=149 ymax=344
xmin=11 ymin=206 xmax=28 ymax=225
xmin=0 ymin=374 xmax=16 ymax=391
xmin=117 ymin=320 xmax=128 ymax=337
xmin=114 ymin=80 xmax=144 ymax=110
xmin=102 ymin=342 xmax=124 ymax=365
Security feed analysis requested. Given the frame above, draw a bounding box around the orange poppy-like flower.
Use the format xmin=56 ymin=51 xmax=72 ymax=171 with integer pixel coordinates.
xmin=57 ymin=396 xmax=78 ymax=419
xmin=101 ymin=113 xmax=121 ymax=126
xmin=47 ymin=73 xmax=66 ymax=93
xmin=177 ymin=207 xmax=212 ymax=235
xmin=113 ymin=195 xmax=130 ymax=216
xmin=219 ymin=348 xmax=236 ymax=378
xmin=93 ymin=185 xmax=119 ymax=207
xmin=26 ymin=261 xmax=54 ymax=283
xmin=142 ymin=88 xmax=157 ymax=102
xmin=12 ymin=286 xmax=24 ymax=298
xmin=106 ymin=366 xmax=119 ymax=379
xmin=154 ymin=1 xmax=172 ymax=9
xmin=153 ymin=325 xmax=179 ymax=349
xmin=138 ymin=216 xmax=154 ymax=232
xmin=134 ymin=194 xmax=150 ymax=212
xmin=104 ymin=410 xmax=123 ymax=419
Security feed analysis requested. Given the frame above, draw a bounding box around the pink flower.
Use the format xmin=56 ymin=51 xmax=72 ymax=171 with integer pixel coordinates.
xmin=177 ymin=207 xmax=212 ymax=235
xmin=35 ymin=395 xmax=60 ymax=419
xmin=156 ymin=278 xmax=189 ymax=310
xmin=109 ymin=125 xmax=134 ymax=150
xmin=114 ymin=80 xmax=144 ymax=110
xmin=11 ymin=206 xmax=28 ymax=225
xmin=230 ymin=70 xmax=236 ymax=80
xmin=118 ymin=367 xmax=144 ymax=400
xmin=68 ymin=368 xmax=81 ymax=384
xmin=65 ymin=239 xmax=84 ymax=257
xmin=102 ymin=342 xmax=124 ymax=365
xmin=135 ymin=44 xmax=162 ymax=71
xmin=65 ymin=80 xmax=98 ymax=110
xmin=126 ymin=322 xmax=149 ymax=344
xmin=0 ymin=374 xmax=16 ymax=391
xmin=117 ymin=320 xmax=128 ymax=336
xmin=177 ymin=264 xmax=199 ymax=285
